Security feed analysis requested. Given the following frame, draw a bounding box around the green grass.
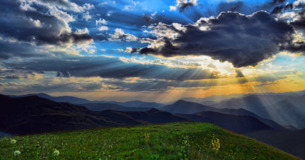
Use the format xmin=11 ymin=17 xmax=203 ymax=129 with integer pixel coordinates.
xmin=0 ymin=122 xmax=299 ymax=160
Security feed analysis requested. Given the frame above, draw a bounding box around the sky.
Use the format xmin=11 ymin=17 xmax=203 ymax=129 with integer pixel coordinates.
xmin=0 ymin=0 xmax=305 ymax=103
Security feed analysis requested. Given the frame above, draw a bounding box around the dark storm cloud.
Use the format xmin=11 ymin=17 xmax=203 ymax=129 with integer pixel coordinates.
xmin=271 ymin=3 xmax=293 ymax=14
xmin=267 ymin=1 xmax=305 ymax=54
xmin=259 ymin=0 xmax=287 ymax=11
xmin=2 ymin=81 xmax=103 ymax=93
xmin=270 ymin=0 xmax=286 ymax=5
xmin=0 ymin=0 xmax=92 ymax=46
xmin=140 ymin=11 xmax=294 ymax=67
xmin=170 ymin=0 xmax=198 ymax=13
xmin=290 ymin=10 xmax=305 ymax=30
xmin=268 ymin=1 xmax=305 ymax=30
xmin=3 ymin=57 xmax=219 ymax=81
xmin=235 ymin=70 xmax=244 ymax=78
xmin=0 ymin=69 xmax=42 ymax=80
xmin=281 ymin=41 xmax=305 ymax=53
xmin=179 ymin=2 xmax=195 ymax=12
xmin=0 ymin=40 xmax=48 ymax=59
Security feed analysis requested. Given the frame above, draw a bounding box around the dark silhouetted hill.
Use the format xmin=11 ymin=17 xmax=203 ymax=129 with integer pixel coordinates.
xmin=179 ymin=111 xmax=273 ymax=133
xmin=245 ymin=129 xmax=305 ymax=159
xmin=160 ymin=100 xmax=285 ymax=131
xmin=82 ymin=103 xmax=152 ymax=112
xmin=0 ymin=95 xmax=187 ymax=135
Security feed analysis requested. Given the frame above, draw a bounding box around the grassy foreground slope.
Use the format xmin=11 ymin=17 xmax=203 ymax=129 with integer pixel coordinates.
xmin=0 ymin=122 xmax=299 ymax=160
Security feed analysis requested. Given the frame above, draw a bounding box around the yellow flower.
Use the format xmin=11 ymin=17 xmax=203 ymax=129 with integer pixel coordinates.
xmin=211 ymin=134 xmax=220 ymax=153
xmin=144 ymin=132 xmax=150 ymax=142
xmin=53 ymin=149 xmax=60 ymax=156
xmin=10 ymin=139 xmax=16 ymax=144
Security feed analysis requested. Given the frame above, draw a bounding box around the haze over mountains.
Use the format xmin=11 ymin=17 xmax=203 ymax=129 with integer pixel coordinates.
xmin=212 ymin=94 xmax=305 ymax=129
xmin=8 ymin=92 xmax=305 ymax=130
xmin=2 ymin=92 xmax=301 ymax=134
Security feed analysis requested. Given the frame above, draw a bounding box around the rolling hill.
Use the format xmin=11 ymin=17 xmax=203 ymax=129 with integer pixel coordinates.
xmin=245 ymin=129 xmax=305 ymax=159
xmin=0 ymin=122 xmax=299 ymax=160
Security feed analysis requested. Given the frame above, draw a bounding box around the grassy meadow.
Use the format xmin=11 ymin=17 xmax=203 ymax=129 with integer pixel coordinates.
xmin=0 ymin=122 xmax=299 ymax=160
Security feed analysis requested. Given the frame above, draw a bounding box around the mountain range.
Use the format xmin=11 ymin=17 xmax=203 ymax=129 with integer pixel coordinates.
xmin=13 ymin=92 xmax=305 ymax=130
xmin=8 ymin=93 xmax=304 ymax=130
xmin=1 ymin=93 xmax=305 ymax=158
xmin=10 ymin=93 xmax=163 ymax=109
xmin=212 ymin=94 xmax=305 ymax=129
xmin=0 ymin=95 xmax=187 ymax=135
xmin=0 ymin=94 xmax=287 ymax=135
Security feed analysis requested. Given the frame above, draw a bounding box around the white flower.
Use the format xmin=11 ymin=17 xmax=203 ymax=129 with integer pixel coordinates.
xmin=10 ymin=139 xmax=16 ymax=144
xmin=53 ymin=149 xmax=60 ymax=156
xmin=14 ymin=150 xmax=21 ymax=156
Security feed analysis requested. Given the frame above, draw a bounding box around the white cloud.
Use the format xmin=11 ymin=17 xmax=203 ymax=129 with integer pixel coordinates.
xmin=28 ymin=18 xmax=42 ymax=28
xmin=83 ymin=11 xmax=92 ymax=21
xmin=294 ymin=0 xmax=305 ymax=6
xmin=115 ymin=47 xmax=137 ymax=53
xmin=125 ymin=47 xmax=133 ymax=53
xmin=82 ymin=3 xmax=95 ymax=10
xmin=146 ymin=22 xmax=181 ymax=39
xmin=169 ymin=6 xmax=177 ymax=11
xmin=169 ymin=0 xmax=198 ymax=11
xmin=109 ymin=28 xmax=138 ymax=41
xmin=96 ymin=18 xmax=107 ymax=25
xmin=75 ymin=28 xmax=89 ymax=35
xmin=107 ymin=11 xmax=113 ymax=17
xmin=88 ymin=49 xmax=96 ymax=54
xmin=114 ymin=48 xmax=125 ymax=52
xmin=18 ymin=0 xmax=36 ymax=11
xmin=18 ymin=0 xmax=94 ymax=13
xmin=123 ymin=0 xmax=137 ymax=10
xmin=98 ymin=26 xmax=109 ymax=31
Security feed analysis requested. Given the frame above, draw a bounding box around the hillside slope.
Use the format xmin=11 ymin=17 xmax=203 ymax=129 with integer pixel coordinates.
xmin=0 ymin=122 xmax=299 ymax=160
xmin=245 ymin=130 xmax=305 ymax=159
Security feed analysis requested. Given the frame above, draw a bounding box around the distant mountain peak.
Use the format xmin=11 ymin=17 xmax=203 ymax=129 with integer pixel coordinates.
xmin=146 ymin=108 xmax=161 ymax=113
xmin=35 ymin=93 xmax=51 ymax=96
xmin=175 ymin=99 xmax=192 ymax=104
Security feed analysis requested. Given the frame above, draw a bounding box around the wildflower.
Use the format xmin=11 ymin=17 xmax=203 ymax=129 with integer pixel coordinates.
xmin=144 ymin=132 xmax=150 ymax=142
xmin=53 ymin=149 xmax=60 ymax=156
xmin=211 ymin=134 xmax=220 ymax=153
xmin=10 ymin=139 xmax=16 ymax=144
xmin=14 ymin=150 xmax=21 ymax=156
